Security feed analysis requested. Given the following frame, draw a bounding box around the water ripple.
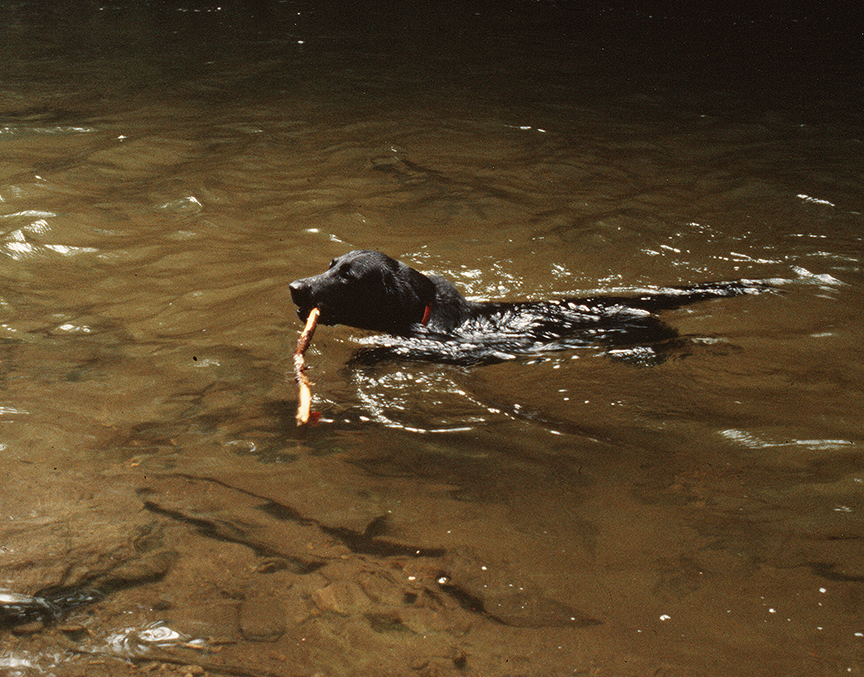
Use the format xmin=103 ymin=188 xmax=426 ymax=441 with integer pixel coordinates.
xmin=720 ymin=429 xmax=855 ymax=451
xmin=103 ymin=621 xmax=201 ymax=656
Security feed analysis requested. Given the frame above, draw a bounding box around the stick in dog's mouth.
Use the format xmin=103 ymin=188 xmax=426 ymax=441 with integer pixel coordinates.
xmin=293 ymin=306 xmax=320 ymax=426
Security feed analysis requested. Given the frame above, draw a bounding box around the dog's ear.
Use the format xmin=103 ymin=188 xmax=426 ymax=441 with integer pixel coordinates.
xmin=401 ymin=263 xmax=436 ymax=305
xmin=383 ymin=262 xmax=436 ymax=330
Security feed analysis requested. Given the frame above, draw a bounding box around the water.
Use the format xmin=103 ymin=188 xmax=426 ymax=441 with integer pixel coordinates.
xmin=1 ymin=3 xmax=863 ymax=676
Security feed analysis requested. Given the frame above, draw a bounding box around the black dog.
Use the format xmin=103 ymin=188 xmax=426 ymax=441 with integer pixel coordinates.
xmin=290 ymin=250 xmax=771 ymax=363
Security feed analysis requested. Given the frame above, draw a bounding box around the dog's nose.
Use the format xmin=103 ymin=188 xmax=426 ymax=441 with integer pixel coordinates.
xmin=289 ymin=279 xmax=310 ymax=306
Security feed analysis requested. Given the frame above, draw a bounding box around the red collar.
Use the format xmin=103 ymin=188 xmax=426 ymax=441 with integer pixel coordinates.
xmin=421 ymin=304 xmax=432 ymax=326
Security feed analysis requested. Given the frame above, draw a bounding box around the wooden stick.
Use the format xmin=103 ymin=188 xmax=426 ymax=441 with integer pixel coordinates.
xmin=293 ymin=307 xmax=320 ymax=426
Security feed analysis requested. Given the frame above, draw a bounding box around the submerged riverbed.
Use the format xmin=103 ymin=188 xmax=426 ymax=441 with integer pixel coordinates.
xmin=2 ymin=2 xmax=863 ymax=676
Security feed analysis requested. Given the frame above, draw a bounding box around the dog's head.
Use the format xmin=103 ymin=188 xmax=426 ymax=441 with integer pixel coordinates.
xmin=289 ymin=250 xmax=436 ymax=336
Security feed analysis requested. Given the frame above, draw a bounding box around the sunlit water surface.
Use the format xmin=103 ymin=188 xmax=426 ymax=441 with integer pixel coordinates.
xmin=1 ymin=3 xmax=863 ymax=676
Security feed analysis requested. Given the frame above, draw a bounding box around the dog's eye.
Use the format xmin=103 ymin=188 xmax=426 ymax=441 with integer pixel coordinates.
xmin=328 ymin=259 xmax=352 ymax=275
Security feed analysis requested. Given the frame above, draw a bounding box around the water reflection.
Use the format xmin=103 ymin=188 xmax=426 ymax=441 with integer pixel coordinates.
xmin=104 ymin=621 xmax=202 ymax=656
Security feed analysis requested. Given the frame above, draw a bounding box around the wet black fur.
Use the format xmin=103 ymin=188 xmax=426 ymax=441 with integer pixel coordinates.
xmin=289 ymin=250 xmax=770 ymax=361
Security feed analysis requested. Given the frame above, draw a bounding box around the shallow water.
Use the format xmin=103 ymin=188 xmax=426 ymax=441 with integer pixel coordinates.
xmin=2 ymin=3 xmax=863 ymax=676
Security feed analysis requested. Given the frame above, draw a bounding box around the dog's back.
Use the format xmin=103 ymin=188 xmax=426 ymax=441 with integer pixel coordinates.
xmin=290 ymin=250 xmax=775 ymax=364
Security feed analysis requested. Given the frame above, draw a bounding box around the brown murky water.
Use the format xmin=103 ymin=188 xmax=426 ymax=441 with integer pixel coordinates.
xmin=2 ymin=3 xmax=863 ymax=676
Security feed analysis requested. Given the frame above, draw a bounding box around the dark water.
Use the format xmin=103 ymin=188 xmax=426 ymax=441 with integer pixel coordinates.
xmin=2 ymin=3 xmax=863 ymax=676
